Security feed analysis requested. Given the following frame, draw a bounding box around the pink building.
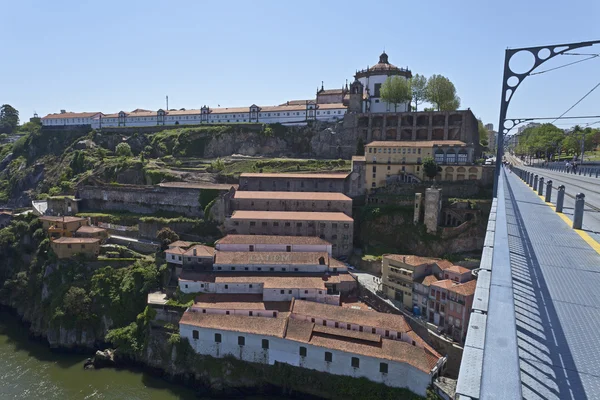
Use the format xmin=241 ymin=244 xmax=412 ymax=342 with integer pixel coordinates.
xmin=427 ymin=279 xmax=476 ymax=343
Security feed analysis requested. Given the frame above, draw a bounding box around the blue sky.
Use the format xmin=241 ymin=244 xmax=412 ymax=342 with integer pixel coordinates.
xmin=2 ymin=0 xmax=599 ymax=132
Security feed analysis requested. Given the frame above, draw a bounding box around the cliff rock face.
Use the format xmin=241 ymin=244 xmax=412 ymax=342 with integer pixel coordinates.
xmin=201 ymin=121 xmax=357 ymax=159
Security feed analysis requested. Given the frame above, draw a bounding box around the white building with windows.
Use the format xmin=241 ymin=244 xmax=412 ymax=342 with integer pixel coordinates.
xmin=41 ymin=102 xmax=347 ymax=128
xmin=179 ymin=298 xmax=445 ymax=397
xmin=355 ymin=52 xmax=412 ymax=114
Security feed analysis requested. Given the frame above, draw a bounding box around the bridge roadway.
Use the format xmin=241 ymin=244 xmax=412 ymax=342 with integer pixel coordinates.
xmin=456 ymin=167 xmax=600 ymax=400
xmin=514 ymin=163 xmax=600 ymax=245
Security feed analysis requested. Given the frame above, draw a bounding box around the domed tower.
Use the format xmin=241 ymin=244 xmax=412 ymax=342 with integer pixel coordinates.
xmin=348 ymin=78 xmax=364 ymax=113
xmin=354 ymin=52 xmax=412 ymax=113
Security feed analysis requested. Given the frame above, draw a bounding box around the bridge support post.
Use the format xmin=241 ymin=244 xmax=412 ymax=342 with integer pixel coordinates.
xmin=596 ymin=170 xmax=599 ymax=178
xmin=556 ymin=186 xmax=565 ymax=213
xmin=545 ymin=180 xmax=552 ymax=202
xmin=538 ymin=177 xmax=544 ymax=196
xmin=573 ymin=193 xmax=585 ymax=229
xmin=533 ymin=174 xmax=538 ymax=190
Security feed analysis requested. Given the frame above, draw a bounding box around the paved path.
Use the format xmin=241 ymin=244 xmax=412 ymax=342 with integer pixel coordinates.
xmin=503 ymin=168 xmax=600 ymax=400
xmin=515 ymin=165 xmax=600 ymax=244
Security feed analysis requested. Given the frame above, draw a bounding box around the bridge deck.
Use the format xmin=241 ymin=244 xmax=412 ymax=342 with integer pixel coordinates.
xmin=458 ymin=168 xmax=600 ymax=399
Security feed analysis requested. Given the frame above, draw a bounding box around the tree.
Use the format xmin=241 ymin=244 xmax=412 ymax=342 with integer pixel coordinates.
xmin=380 ymin=76 xmax=412 ymax=112
xmin=115 ymin=142 xmax=132 ymax=157
xmin=356 ymin=137 xmax=365 ymax=156
xmin=425 ymin=75 xmax=460 ymax=111
xmin=156 ymin=227 xmax=179 ymax=250
xmin=410 ymin=74 xmax=428 ymax=112
xmin=422 ymin=157 xmax=442 ymax=181
xmin=70 ymin=150 xmax=86 ymax=173
xmin=0 ymin=104 xmax=19 ymax=134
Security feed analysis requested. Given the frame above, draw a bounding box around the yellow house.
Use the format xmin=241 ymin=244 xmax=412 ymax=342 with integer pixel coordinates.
xmin=364 ymin=140 xmax=483 ymax=189
xmin=40 ymin=216 xmax=89 ymax=238
xmin=50 ymin=237 xmax=100 ymax=259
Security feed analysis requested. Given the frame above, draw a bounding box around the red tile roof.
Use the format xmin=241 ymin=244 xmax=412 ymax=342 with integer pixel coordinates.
xmin=420 ymin=275 xmax=439 ymax=286
xmin=192 ymin=294 xmax=290 ymax=312
xmin=40 ymin=216 xmax=87 ymax=223
xmin=291 ymin=299 xmax=411 ymax=334
xmin=230 ymin=210 xmax=353 ymax=222
xmin=183 ymin=245 xmax=214 ymax=258
xmin=366 ymin=140 xmax=467 ymax=148
xmin=385 ymin=254 xmax=438 ymax=266
xmin=448 ymin=279 xmax=477 ymax=296
xmin=51 ymin=237 xmax=100 ymax=244
xmin=240 ymin=172 xmax=350 ymax=179
xmin=180 ymin=312 xmax=287 ymax=337
xmin=179 ymin=271 xmax=355 ymax=289
xmin=214 ymin=251 xmax=330 ymax=266
xmin=165 ymin=247 xmax=186 ymax=255
xmin=76 ymin=226 xmax=106 ymax=234
xmin=168 ymin=240 xmax=194 ymax=249
xmin=233 ymin=191 xmax=351 ymax=201
xmin=42 ymin=112 xmax=101 ymax=119
xmin=216 ymin=235 xmax=331 ymax=246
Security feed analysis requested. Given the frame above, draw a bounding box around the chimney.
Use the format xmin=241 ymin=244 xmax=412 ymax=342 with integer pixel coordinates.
xmin=60 ymin=110 xmax=66 ymax=114
xmin=403 ymin=256 xmax=406 ymax=263
xmin=193 ymin=248 xmax=197 ymax=256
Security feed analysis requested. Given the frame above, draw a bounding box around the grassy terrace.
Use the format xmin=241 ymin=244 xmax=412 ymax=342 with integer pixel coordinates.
xmin=217 ymin=158 xmax=351 ymax=179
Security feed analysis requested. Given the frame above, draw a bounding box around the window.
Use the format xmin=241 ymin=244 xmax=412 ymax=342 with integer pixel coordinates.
xmin=380 ymin=363 xmax=388 ymax=373
xmin=335 ymin=322 xmax=339 ymax=328
xmin=311 ymin=318 xmax=315 ymax=323
xmin=238 ymin=336 xmax=246 ymax=346
xmin=351 ymin=357 xmax=360 ymax=368
xmin=359 ymin=326 xmax=363 ymax=332
xmin=273 ymin=222 xmax=279 ymax=227
xmin=250 ymin=222 xmax=256 ymax=226
xmin=332 ymin=223 xmax=337 ymax=229
xmin=226 ymin=311 xmax=230 ymax=315
xmin=192 ymin=330 xmax=199 ymax=339
xmin=323 ymin=320 xmax=327 ymax=326
xmin=374 ymin=83 xmax=382 ymax=97
xmin=262 ymin=339 xmax=269 ymax=349
xmin=299 ymin=346 xmax=307 ymax=357
xmin=385 ymin=330 xmax=390 ymax=337
xmin=347 ymin=324 xmax=351 ymax=330
xmin=280 ymin=290 xmax=285 ymax=294
xmin=325 ymin=352 xmax=333 ymax=362
xmin=288 ymin=290 xmax=292 ymax=294
xmin=372 ymin=327 xmax=377 ymax=334
xmin=249 ymin=311 xmax=253 ymax=316
xmin=296 ymin=222 xmax=302 ymax=227
xmin=304 ymin=290 xmax=308 ymax=294
xmin=285 ymin=222 xmax=291 ymax=227
xmin=224 ymin=284 xmax=228 ymax=289
xmin=214 ymin=333 xmax=222 ymax=343
xmin=262 ymin=222 xmax=267 ymax=227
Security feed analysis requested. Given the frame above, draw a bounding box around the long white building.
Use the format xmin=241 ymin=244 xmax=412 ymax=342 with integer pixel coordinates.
xmin=179 ymin=298 xmax=444 ymax=397
xmin=41 ymin=102 xmax=347 ymax=128
xmin=40 ymin=52 xmax=412 ymax=128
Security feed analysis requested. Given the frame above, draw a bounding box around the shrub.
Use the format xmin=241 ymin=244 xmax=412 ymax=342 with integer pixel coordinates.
xmin=115 ymin=142 xmax=133 ymax=157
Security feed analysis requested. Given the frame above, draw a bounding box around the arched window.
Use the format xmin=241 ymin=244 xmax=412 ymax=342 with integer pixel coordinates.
xmin=434 ymin=149 xmax=445 ymax=163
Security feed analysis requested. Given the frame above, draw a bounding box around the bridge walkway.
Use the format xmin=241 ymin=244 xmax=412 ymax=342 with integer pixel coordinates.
xmin=457 ymin=168 xmax=600 ymax=400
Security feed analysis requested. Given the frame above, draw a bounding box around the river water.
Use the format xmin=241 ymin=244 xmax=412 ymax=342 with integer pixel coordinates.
xmin=0 ymin=310 xmax=199 ymax=399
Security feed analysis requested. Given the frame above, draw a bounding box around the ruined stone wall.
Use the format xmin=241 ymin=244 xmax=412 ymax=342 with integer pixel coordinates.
xmin=369 ymin=181 xmax=490 ymax=200
xmin=78 ymin=185 xmax=203 ymax=216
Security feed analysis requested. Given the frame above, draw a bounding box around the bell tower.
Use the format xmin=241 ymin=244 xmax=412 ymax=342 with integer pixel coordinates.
xmin=348 ymin=78 xmax=364 ymax=113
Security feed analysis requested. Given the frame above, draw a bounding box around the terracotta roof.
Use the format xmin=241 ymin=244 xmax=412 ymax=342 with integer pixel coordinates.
xmin=448 ymin=279 xmax=477 ymax=296
xmin=420 ymin=275 xmax=439 ymax=286
xmin=165 ymin=247 xmax=186 ymax=255
xmin=158 ymin=182 xmax=237 ymax=191
xmin=179 ymin=312 xmax=441 ymax=373
xmin=192 ymin=294 xmax=290 ymax=312
xmin=216 ymin=235 xmax=331 ymax=246
xmin=168 ymin=240 xmax=194 ymax=249
xmin=215 ymin=251 xmax=330 ymax=266
xmin=233 ymin=191 xmax=351 ymax=201
xmin=435 ymin=260 xmax=455 ymax=270
xmin=286 ymin=318 xmax=440 ymax=373
xmin=318 ymin=89 xmax=344 ymax=95
xmin=384 ymin=254 xmax=438 ymax=266
xmin=291 ymin=299 xmax=410 ymax=333
xmin=230 ymin=210 xmax=353 ymax=222
xmin=366 ymin=141 xmax=467 ymax=148
xmin=40 ymin=216 xmax=87 ymax=223
xmin=240 ymin=172 xmax=350 ymax=179
xmin=76 ymin=226 xmax=106 ymax=234
xmin=51 ymin=237 xmax=99 ymax=244
xmin=179 ymin=271 xmax=354 ymax=289
xmin=183 ymin=245 xmax=215 ymax=258
xmin=279 ymin=100 xmax=314 ymax=106
xmin=312 ymin=323 xmax=381 ymax=343
xmin=430 ymin=280 xmax=456 ymax=290
xmin=180 ymin=312 xmax=288 ymax=337
xmin=42 ymin=112 xmax=101 ymax=119
xmin=444 ymin=265 xmax=471 ymax=275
